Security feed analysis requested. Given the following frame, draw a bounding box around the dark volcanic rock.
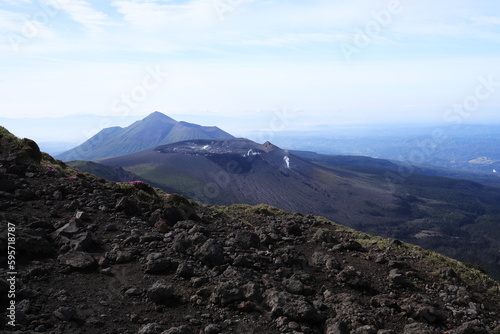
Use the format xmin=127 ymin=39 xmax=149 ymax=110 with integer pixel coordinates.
xmin=53 ymin=306 xmax=77 ymax=322
xmin=195 ymin=239 xmax=224 ymax=267
xmin=52 ymin=220 xmax=81 ymax=238
xmin=325 ymin=319 xmax=350 ymax=334
xmin=138 ymin=323 xmax=164 ymax=334
xmin=58 ymin=251 xmax=96 ymax=270
xmin=449 ymin=321 xmax=490 ymax=334
xmin=210 ymin=282 xmax=243 ymax=306
xmin=162 ymin=206 xmax=185 ymax=226
xmin=175 ymin=261 xmax=194 ymax=278
xmin=403 ymin=322 xmax=434 ymax=334
xmin=146 ymin=281 xmax=174 ymax=304
xmin=145 ymin=253 xmax=172 ymax=274
xmin=337 ymin=266 xmax=370 ymax=288
xmin=70 ymin=231 xmax=95 ymax=251
xmin=161 ymin=325 xmax=194 ymax=334
xmin=263 ymin=289 xmax=320 ymax=322
xmin=115 ymin=196 xmax=141 ymax=216
xmin=233 ymin=231 xmax=260 ymax=250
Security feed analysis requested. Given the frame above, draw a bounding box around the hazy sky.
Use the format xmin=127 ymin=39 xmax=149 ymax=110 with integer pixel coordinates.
xmin=1 ymin=0 xmax=500 ymax=143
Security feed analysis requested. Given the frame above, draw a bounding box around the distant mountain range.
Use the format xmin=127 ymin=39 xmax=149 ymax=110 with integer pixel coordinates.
xmin=56 ymin=112 xmax=233 ymax=161
xmin=257 ymin=125 xmax=500 ymax=176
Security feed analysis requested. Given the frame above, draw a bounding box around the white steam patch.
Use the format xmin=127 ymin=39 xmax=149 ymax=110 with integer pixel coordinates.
xmin=284 ymin=155 xmax=290 ymax=169
xmin=244 ymin=149 xmax=261 ymax=157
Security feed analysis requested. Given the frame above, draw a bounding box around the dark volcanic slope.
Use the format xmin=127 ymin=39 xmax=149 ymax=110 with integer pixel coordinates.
xmin=56 ymin=112 xmax=234 ymax=161
xmin=1 ymin=127 xmax=500 ymax=334
xmin=98 ymin=138 xmax=396 ymax=225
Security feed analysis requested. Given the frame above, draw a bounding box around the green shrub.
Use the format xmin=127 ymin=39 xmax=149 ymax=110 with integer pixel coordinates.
xmin=21 ymin=138 xmax=43 ymax=162
xmin=118 ymin=183 xmax=136 ymax=195
xmin=137 ymin=189 xmax=155 ymax=202
xmin=462 ymin=262 xmax=487 ymax=274
xmin=249 ymin=204 xmax=287 ymax=216
xmin=165 ymin=193 xmax=191 ymax=207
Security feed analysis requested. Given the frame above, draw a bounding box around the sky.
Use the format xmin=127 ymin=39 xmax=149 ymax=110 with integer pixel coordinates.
xmin=1 ymin=0 xmax=500 ymax=144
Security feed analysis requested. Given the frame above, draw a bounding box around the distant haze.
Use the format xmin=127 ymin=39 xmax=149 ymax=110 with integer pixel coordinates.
xmin=3 ymin=113 xmax=500 ymax=159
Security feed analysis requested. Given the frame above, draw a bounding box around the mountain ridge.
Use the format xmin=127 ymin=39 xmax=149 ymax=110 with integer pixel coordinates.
xmin=56 ymin=112 xmax=234 ymax=161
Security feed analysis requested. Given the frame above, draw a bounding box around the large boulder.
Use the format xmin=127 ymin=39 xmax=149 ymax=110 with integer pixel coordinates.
xmin=146 ymin=281 xmax=174 ymax=304
xmin=210 ymin=282 xmax=243 ymax=306
xmin=263 ymin=289 xmax=320 ymax=322
xmin=195 ymin=239 xmax=224 ymax=267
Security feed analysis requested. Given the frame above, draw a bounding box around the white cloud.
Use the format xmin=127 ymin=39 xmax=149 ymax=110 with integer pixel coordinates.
xmin=0 ymin=8 xmax=57 ymax=52
xmin=2 ymin=0 xmax=498 ymax=57
xmin=111 ymin=0 xmax=217 ymax=31
xmin=42 ymin=0 xmax=112 ymax=34
xmin=1 ymin=0 xmax=32 ymax=5
xmin=0 ymin=9 xmax=29 ymax=32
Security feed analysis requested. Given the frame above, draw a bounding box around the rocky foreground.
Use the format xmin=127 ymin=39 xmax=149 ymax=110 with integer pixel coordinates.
xmin=1 ymin=127 xmax=500 ymax=334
